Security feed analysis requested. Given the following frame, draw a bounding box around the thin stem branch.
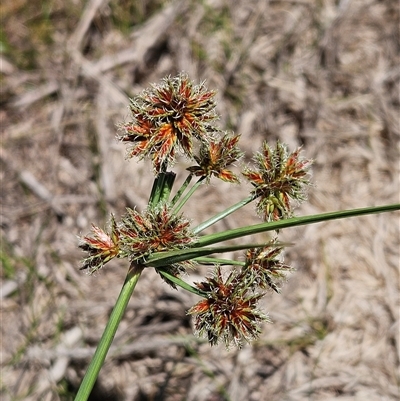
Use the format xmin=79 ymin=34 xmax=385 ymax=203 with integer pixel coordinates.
xmin=172 ymin=176 xmax=205 ymax=215
xmin=170 ymin=174 xmax=193 ymax=208
xmin=193 ymin=194 xmax=255 ymax=234
xmin=156 ymin=267 xmax=207 ymax=297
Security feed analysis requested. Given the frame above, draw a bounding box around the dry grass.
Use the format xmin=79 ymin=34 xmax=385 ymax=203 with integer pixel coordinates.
xmin=1 ymin=0 xmax=399 ymax=400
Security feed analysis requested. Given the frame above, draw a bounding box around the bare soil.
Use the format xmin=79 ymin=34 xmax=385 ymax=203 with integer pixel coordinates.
xmin=1 ymin=0 xmax=399 ymax=400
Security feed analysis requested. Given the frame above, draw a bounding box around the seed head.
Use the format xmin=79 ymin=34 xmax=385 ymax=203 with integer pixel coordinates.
xmin=243 ymin=239 xmax=293 ymax=293
xmin=188 ymin=266 xmax=271 ymax=348
xmin=119 ymin=205 xmax=196 ymax=287
xmin=119 ymin=73 xmax=218 ymax=173
xmin=187 ymin=133 xmax=243 ymax=183
xmin=79 ymin=215 xmax=120 ymax=274
xmin=243 ymin=141 xmax=312 ymax=221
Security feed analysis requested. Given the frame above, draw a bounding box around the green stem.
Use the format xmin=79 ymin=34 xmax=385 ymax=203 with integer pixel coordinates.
xmin=156 ymin=267 xmax=207 ymax=297
xmin=74 ymin=263 xmax=144 ymax=401
xmin=172 ymin=176 xmax=205 ymax=214
xmin=193 ymin=194 xmax=255 ymax=234
xmin=149 ymin=174 xmax=165 ymax=206
xmin=170 ymin=174 xmax=193 ymax=208
xmin=196 ymin=204 xmax=400 ymax=247
xmin=149 ymin=172 xmax=176 ymax=206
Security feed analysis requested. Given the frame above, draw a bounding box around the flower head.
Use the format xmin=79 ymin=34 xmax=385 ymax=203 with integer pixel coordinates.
xmin=188 ymin=266 xmax=271 ymax=348
xmin=119 ymin=204 xmax=196 ymax=287
xmin=243 ymin=239 xmax=293 ymax=293
xmin=79 ymin=215 xmax=120 ymax=274
xmin=242 ymin=141 xmax=312 ymax=221
xmin=119 ymin=74 xmax=218 ymax=173
xmin=187 ymin=133 xmax=243 ymax=183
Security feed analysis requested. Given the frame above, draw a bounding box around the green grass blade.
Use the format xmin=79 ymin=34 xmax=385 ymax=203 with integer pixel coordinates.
xmin=146 ymin=242 xmax=289 ymax=268
xmin=196 ymin=204 xmax=400 ymax=247
xmin=194 ymin=257 xmax=245 ymax=266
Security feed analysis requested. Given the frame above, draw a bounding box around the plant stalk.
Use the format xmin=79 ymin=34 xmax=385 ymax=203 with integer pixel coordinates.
xmin=172 ymin=176 xmax=205 ymax=215
xmin=74 ymin=263 xmax=144 ymax=401
xmin=193 ymin=194 xmax=255 ymax=234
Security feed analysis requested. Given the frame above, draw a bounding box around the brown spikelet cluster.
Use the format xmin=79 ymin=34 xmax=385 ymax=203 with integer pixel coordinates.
xmin=243 ymin=239 xmax=293 ymax=293
xmin=187 ymin=133 xmax=243 ymax=183
xmin=119 ymin=205 xmax=196 ymax=286
xmin=243 ymin=141 xmax=312 ymax=221
xmin=119 ymin=73 xmax=218 ymax=173
xmin=79 ymin=215 xmax=120 ymax=274
xmin=79 ymin=206 xmax=196 ymax=285
xmin=188 ymin=266 xmax=271 ymax=348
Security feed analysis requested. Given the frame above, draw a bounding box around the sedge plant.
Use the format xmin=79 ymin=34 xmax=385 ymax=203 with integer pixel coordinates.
xmin=75 ymin=73 xmax=399 ymax=400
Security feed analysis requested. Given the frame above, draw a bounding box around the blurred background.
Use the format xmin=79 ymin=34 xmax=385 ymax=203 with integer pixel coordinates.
xmin=1 ymin=0 xmax=399 ymax=400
